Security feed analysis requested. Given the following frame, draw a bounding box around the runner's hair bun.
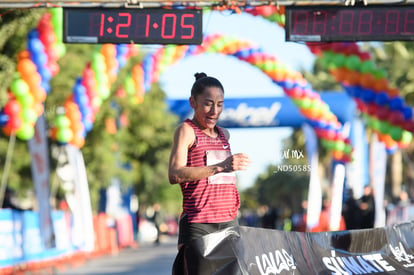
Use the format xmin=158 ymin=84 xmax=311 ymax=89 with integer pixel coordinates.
xmin=194 ymin=72 xmax=207 ymax=81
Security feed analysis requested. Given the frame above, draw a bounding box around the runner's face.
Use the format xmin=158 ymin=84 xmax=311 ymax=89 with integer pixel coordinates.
xmin=191 ymin=87 xmax=224 ymax=130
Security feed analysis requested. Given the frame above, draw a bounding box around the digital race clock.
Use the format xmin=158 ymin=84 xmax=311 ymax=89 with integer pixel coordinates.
xmin=285 ymin=5 xmax=414 ymax=42
xmin=63 ymin=8 xmax=203 ymax=45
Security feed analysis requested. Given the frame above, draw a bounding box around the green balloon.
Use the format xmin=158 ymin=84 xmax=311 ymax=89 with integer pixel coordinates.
xmin=389 ymin=126 xmax=403 ymax=141
xmin=16 ymin=123 xmax=34 ymax=140
xmin=343 ymin=144 xmax=352 ymax=154
xmin=378 ymin=121 xmax=391 ymax=133
xmin=345 ymin=55 xmax=361 ymax=70
xmin=334 ymin=141 xmax=346 ymax=152
xmin=56 ymin=115 xmax=70 ymax=128
xmin=11 ymin=78 xmax=29 ymax=98
xmin=54 ymin=43 xmax=66 ymax=57
xmin=321 ymin=139 xmax=335 ymax=150
xmin=97 ymin=84 xmax=110 ymax=99
xmin=373 ymin=68 xmax=387 ymax=79
xmin=22 ymin=108 xmax=37 ymax=124
xmin=57 ymin=128 xmax=73 ymax=142
xmin=401 ymin=131 xmax=413 ymax=143
xmin=360 ymin=61 xmax=376 ymax=73
xmin=18 ymin=93 xmax=34 ymax=107
xmin=301 ymin=98 xmax=312 ymax=109
xmin=371 ymin=117 xmax=381 ymax=130
xmin=333 ymin=54 xmax=346 ymax=67
xmin=124 ymin=77 xmax=135 ymax=95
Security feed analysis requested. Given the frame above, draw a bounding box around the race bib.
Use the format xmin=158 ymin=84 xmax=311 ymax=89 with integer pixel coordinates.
xmin=206 ymin=150 xmax=236 ymax=185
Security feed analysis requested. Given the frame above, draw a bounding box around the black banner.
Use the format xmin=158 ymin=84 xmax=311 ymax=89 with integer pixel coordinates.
xmin=174 ymin=222 xmax=414 ymax=274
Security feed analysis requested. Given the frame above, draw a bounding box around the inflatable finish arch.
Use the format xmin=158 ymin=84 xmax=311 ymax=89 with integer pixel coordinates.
xmin=128 ymin=34 xmax=353 ymax=162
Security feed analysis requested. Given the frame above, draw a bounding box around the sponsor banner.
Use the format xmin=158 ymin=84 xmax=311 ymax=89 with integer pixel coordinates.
xmin=176 ymin=224 xmax=414 ymax=274
xmin=65 ymin=145 xmax=95 ymax=252
xmin=370 ymin=135 xmax=387 ymax=228
xmin=21 ymin=211 xmax=44 ymax=260
xmin=167 ymin=93 xmax=355 ymax=128
xmin=302 ymin=124 xmax=321 ymax=230
xmin=329 ymin=164 xmax=345 ymax=231
xmin=346 ymin=118 xmax=369 ymax=199
xmin=27 ymin=114 xmax=55 ymax=249
xmin=51 ymin=211 xmax=72 ymax=253
xmin=0 ymin=209 xmax=23 ymax=267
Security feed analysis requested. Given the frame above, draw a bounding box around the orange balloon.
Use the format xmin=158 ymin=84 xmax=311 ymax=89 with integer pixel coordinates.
xmin=387 ymin=87 xmax=400 ymax=97
xmin=2 ymin=125 xmax=13 ymax=136
xmin=332 ymin=150 xmax=344 ymax=160
xmin=17 ymin=59 xmax=37 ymax=78
xmin=101 ymin=44 xmax=116 ymax=58
xmin=331 ymin=67 xmax=348 ymax=82
xmin=105 ymin=58 xmax=118 ymax=71
xmin=71 ymin=135 xmax=85 ymax=148
xmin=70 ymin=121 xmax=84 ymax=133
xmin=23 ymin=72 xmax=42 ymax=89
xmin=17 ymin=50 xmax=31 ymax=61
xmin=372 ymin=78 xmax=389 ymax=92
xmin=300 ymin=108 xmax=313 ymax=118
xmin=31 ymin=87 xmax=47 ymax=103
xmin=33 ymin=103 xmax=44 ymax=116
xmin=66 ymin=108 xmax=82 ymax=122
xmin=359 ymin=73 xmax=375 ymax=88
xmin=49 ymin=127 xmax=57 ymax=139
xmin=343 ymin=70 xmax=360 ymax=86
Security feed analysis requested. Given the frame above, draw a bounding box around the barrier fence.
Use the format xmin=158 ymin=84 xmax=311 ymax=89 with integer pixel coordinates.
xmin=0 ymin=209 xmax=135 ymax=274
xmin=1 ymin=205 xmax=413 ymax=274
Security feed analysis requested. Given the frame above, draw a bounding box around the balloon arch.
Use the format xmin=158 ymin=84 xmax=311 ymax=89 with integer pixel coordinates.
xmin=0 ymin=7 xmax=413 ymax=161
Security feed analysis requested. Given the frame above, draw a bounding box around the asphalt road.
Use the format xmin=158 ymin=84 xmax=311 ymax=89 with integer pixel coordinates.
xmin=57 ymin=236 xmax=178 ymax=275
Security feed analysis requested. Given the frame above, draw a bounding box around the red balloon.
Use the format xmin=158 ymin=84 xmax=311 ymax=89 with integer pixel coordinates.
xmin=366 ymin=103 xmax=379 ymax=116
xmin=6 ymin=115 xmax=23 ymax=130
xmin=388 ymin=111 xmax=405 ymax=126
xmin=3 ymin=100 xmax=21 ymax=116
xmin=377 ymin=108 xmax=390 ymax=120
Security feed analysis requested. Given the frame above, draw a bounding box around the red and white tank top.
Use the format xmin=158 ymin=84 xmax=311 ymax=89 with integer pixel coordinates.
xmin=181 ymin=119 xmax=240 ymax=223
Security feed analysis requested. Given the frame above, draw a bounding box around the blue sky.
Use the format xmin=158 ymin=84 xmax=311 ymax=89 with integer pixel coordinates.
xmin=157 ymin=11 xmax=316 ymax=189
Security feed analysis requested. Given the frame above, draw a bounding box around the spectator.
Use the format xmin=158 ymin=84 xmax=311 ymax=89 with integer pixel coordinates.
xmin=1 ymin=187 xmax=24 ymax=211
xmin=342 ymin=189 xmax=362 ymax=230
xmin=358 ymin=185 xmax=376 ymax=229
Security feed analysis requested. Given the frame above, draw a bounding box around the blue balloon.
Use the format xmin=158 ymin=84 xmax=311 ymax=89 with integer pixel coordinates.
xmin=353 ymin=87 xmax=365 ymax=99
xmin=0 ymin=112 xmax=9 ymax=126
xmin=361 ymin=90 xmax=375 ymax=103
xmin=83 ymin=119 xmax=93 ymax=132
xmin=27 ymin=38 xmax=44 ymax=54
xmin=40 ymin=81 xmax=50 ymax=93
xmin=117 ymin=56 xmax=127 ymax=68
xmin=386 ymin=147 xmax=398 ymax=155
xmin=75 ymin=93 xmax=89 ymax=107
xmin=116 ymin=44 xmax=129 ymax=56
xmin=389 ymin=96 xmax=404 ymax=111
xmin=73 ymin=82 xmax=86 ymax=96
xmin=375 ymin=92 xmax=389 ymax=106
xmin=318 ymin=120 xmax=330 ymax=130
xmin=185 ymin=45 xmax=197 ymax=57
xmin=234 ymin=49 xmax=251 ymax=59
xmin=402 ymin=106 xmax=413 ymax=120
xmin=27 ymin=29 xmax=39 ymax=39
xmin=38 ymin=66 xmax=52 ymax=81
xmin=32 ymin=52 xmax=48 ymax=68
xmin=282 ymin=81 xmax=296 ymax=90
xmin=344 ymin=87 xmax=355 ymax=97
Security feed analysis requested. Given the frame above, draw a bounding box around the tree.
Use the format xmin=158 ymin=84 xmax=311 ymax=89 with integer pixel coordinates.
xmin=0 ymin=9 xmax=182 ymax=214
xmin=112 ymin=84 xmax=181 ymax=214
xmin=241 ymin=128 xmax=310 ymax=214
xmin=0 ymin=8 xmax=45 ymax=197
